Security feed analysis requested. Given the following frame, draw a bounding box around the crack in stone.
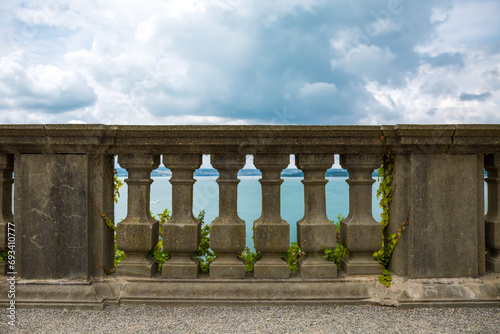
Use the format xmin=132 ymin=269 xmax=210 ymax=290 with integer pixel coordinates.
xmin=445 ymin=126 xmax=457 ymax=154
xmin=29 ymin=208 xmax=52 ymax=221
xmin=30 ymin=234 xmax=43 ymax=250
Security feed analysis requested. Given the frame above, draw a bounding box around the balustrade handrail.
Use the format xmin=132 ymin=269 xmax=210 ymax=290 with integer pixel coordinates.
xmin=0 ymin=124 xmax=499 ymax=154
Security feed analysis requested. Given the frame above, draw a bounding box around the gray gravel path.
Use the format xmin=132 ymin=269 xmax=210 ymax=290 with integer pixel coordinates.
xmin=1 ymin=305 xmax=499 ymax=333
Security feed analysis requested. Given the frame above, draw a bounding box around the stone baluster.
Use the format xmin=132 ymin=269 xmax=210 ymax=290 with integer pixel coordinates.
xmin=340 ymin=154 xmax=382 ymax=275
xmin=253 ymin=154 xmax=290 ymax=279
xmin=116 ymin=154 xmax=160 ymax=277
xmin=486 ymin=154 xmax=500 ymax=272
xmin=0 ymin=154 xmax=13 ymax=275
xmin=162 ymin=154 xmax=202 ymax=278
xmin=296 ymin=154 xmax=337 ymax=278
xmin=210 ymin=154 xmax=246 ymax=279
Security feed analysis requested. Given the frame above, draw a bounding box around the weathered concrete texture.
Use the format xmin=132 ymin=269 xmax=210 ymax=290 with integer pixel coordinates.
xmin=340 ymin=154 xmax=382 ymax=275
xmin=162 ymin=154 xmax=202 ymax=278
xmin=1 ymin=273 xmax=499 ymax=309
xmin=253 ymin=154 xmax=290 ymax=279
xmin=382 ymin=124 xmax=455 ymax=154
xmin=116 ymin=221 xmax=158 ymax=277
xmin=389 ymin=153 xmax=485 ymax=278
xmin=116 ymin=154 xmax=160 ymax=277
xmin=0 ymin=279 xmax=116 ymax=310
xmin=485 ymin=154 xmax=500 ymax=272
xmin=89 ymin=154 xmax=115 ymax=276
xmin=0 ymin=154 xmax=13 ymax=276
xmin=15 ymin=154 xmax=114 ymax=280
xmin=1 ymin=124 xmax=500 ymax=156
xmin=296 ymin=154 xmax=337 ymax=278
xmin=210 ymin=154 xmax=246 ymax=279
xmin=372 ymin=273 xmax=500 ymax=308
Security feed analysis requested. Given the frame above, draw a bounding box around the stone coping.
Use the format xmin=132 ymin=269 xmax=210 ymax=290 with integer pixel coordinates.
xmin=0 ymin=124 xmax=499 ymax=154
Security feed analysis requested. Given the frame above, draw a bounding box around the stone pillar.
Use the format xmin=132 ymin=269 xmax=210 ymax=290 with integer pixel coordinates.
xmin=162 ymin=154 xmax=202 ymax=278
xmin=253 ymin=154 xmax=290 ymax=279
xmin=116 ymin=154 xmax=160 ymax=277
xmin=340 ymin=154 xmax=382 ymax=275
xmin=16 ymin=154 xmax=114 ymax=279
xmin=296 ymin=154 xmax=337 ymax=278
xmin=210 ymin=154 xmax=246 ymax=279
xmin=0 ymin=154 xmax=13 ymax=275
xmin=89 ymin=154 xmax=115 ymax=277
xmin=388 ymin=153 xmax=484 ymax=278
xmin=485 ymin=154 xmax=500 ymax=272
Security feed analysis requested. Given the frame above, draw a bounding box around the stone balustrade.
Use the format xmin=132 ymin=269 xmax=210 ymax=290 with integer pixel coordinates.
xmin=162 ymin=154 xmax=202 ymax=279
xmin=0 ymin=124 xmax=499 ymax=309
xmin=116 ymin=154 xmax=160 ymax=277
xmin=253 ymin=154 xmax=290 ymax=279
xmin=340 ymin=154 xmax=382 ymax=275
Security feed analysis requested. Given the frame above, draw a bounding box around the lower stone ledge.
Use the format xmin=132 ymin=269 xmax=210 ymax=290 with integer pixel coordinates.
xmin=0 ymin=279 xmax=117 ymax=310
xmin=0 ymin=273 xmax=498 ymax=310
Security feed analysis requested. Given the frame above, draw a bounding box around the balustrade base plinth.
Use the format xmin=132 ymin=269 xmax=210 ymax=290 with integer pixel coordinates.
xmin=298 ymin=257 xmax=337 ymax=278
xmin=486 ymin=223 xmax=500 ymax=273
xmin=116 ymin=258 xmax=158 ymax=277
xmin=341 ymin=254 xmax=381 ymax=275
xmin=162 ymin=257 xmax=199 ymax=279
xmin=486 ymin=252 xmax=500 ymax=273
xmin=254 ymin=257 xmax=289 ymax=279
xmin=210 ymin=256 xmax=245 ymax=279
xmin=486 ymin=259 xmax=500 ymax=272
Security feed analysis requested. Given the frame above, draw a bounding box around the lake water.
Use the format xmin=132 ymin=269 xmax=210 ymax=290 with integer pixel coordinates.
xmin=115 ymin=176 xmax=383 ymax=250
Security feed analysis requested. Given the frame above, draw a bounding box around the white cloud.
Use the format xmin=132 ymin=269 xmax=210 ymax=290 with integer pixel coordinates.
xmin=417 ymin=0 xmax=500 ymax=55
xmin=0 ymin=51 xmax=96 ymax=114
xmin=358 ymin=0 xmax=500 ymax=124
xmin=331 ymin=45 xmax=397 ymax=78
xmin=0 ymin=0 xmax=499 ymax=125
xmin=298 ymin=82 xmax=337 ymax=98
xmin=363 ymin=57 xmax=500 ymax=124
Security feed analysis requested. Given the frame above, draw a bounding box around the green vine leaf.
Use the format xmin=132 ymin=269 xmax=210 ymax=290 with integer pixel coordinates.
xmin=113 ymin=169 xmax=123 ymax=204
xmin=373 ymin=151 xmax=398 ymax=287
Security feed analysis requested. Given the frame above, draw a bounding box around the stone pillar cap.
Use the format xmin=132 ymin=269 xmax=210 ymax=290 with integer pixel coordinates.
xmin=296 ymin=154 xmax=334 ymax=170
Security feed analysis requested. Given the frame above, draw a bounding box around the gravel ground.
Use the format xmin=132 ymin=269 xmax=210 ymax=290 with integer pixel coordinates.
xmin=1 ymin=305 xmax=499 ymax=334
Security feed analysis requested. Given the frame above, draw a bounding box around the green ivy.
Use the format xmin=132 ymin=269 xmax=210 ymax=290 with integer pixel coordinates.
xmin=113 ymin=169 xmax=124 ymax=204
xmin=239 ymin=247 xmax=262 ymax=272
xmin=193 ymin=211 xmax=217 ymax=271
xmin=150 ymin=209 xmax=171 ymax=271
xmin=376 ymin=154 xmax=394 ymax=229
xmin=378 ymin=268 xmax=392 ymax=287
xmin=373 ymin=232 xmax=397 ymax=268
xmin=373 ymin=153 xmax=395 ymax=286
xmin=0 ymin=249 xmax=8 ymax=262
xmin=281 ymin=242 xmax=304 ymax=271
xmin=239 ymin=242 xmax=304 ymax=273
xmin=372 ymin=151 xmax=411 ymax=287
xmin=114 ymin=234 xmax=126 ymax=268
xmin=323 ymin=214 xmax=349 ymax=268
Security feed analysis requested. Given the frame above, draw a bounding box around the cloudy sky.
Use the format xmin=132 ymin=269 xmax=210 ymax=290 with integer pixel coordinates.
xmin=0 ymin=0 xmax=499 ymax=125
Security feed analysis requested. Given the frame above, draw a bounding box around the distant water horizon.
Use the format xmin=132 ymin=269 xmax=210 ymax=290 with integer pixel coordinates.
xmin=115 ymin=175 xmax=383 ymax=250
xmin=115 ymin=167 xmax=379 ymax=178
